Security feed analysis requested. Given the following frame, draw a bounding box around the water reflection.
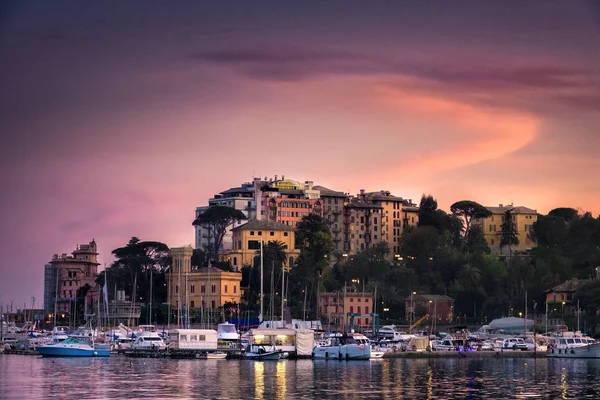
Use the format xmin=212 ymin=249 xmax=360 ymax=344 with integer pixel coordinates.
xmin=4 ymin=357 xmax=600 ymax=399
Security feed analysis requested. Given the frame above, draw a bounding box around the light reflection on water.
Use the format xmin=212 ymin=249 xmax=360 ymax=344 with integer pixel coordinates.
xmin=2 ymin=356 xmax=600 ymax=399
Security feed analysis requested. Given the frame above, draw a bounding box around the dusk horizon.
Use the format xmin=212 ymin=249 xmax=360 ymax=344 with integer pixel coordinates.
xmin=2 ymin=1 xmax=600 ymax=308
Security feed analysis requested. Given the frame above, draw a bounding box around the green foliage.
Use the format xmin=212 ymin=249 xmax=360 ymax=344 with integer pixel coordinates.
xmin=464 ymin=225 xmax=491 ymax=255
xmin=500 ymin=209 xmax=520 ymax=248
xmin=191 ymin=248 xmax=209 ymax=268
xmin=192 ymin=206 xmax=247 ymax=262
xmin=450 ymin=200 xmax=492 ymax=249
xmin=548 ymin=207 xmax=579 ymax=222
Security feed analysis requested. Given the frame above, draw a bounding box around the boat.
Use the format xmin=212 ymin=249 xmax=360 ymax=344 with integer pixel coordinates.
xmin=206 ymin=351 xmax=227 ymax=359
xmin=243 ymin=344 xmax=284 ymax=360
xmin=312 ymin=332 xmax=371 ymax=360
xmin=131 ymin=325 xmax=167 ymax=350
xmin=36 ymin=335 xmax=111 ymax=357
xmin=51 ymin=326 xmax=70 ymax=343
xmin=547 ymin=332 xmax=599 ymax=358
xmin=217 ymin=323 xmax=239 ymax=341
xmin=365 ymin=325 xmax=415 ymax=341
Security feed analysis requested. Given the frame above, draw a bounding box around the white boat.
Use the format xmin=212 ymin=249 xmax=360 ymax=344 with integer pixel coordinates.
xmin=51 ymin=326 xmax=70 ymax=342
xmin=547 ymin=332 xmax=598 ymax=358
xmin=365 ymin=325 xmax=415 ymax=341
xmin=312 ymin=333 xmax=371 ymax=360
xmin=131 ymin=326 xmax=166 ymax=350
xmin=243 ymin=344 xmax=283 ymax=360
xmin=206 ymin=351 xmax=227 ymax=359
xmin=217 ymin=323 xmax=238 ymax=341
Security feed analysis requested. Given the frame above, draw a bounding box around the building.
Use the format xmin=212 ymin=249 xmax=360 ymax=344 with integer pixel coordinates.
xmin=358 ymin=190 xmax=418 ymax=260
xmin=319 ymin=290 xmax=374 ymax=330
xmin=226 ymin=219 xmax=300 ymax=269
xmin=343 ymin=198 xmax=384 ymax=254
xmin=44 ymin=240 xmax=100 ymax=315
xmin=314 ymin=185 xmax=349 ymax=254
xmin=544 ymin=278 xmax=590 ymax=315
xmin=472 ymin=204 xmax=538 ymax=254
xmin=194 ymin=176 xmax=323 ymax=253
xmin=405 ymin=294 xmax=454 ymax=322
xmin=167 ymin=246 xmax=243 ymax=324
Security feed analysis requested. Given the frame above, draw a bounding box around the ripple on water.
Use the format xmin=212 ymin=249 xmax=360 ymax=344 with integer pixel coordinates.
xmin=2 ymin=356 xmax=600 ymax=399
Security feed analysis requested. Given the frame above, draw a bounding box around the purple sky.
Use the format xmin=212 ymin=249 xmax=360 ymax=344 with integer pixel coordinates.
xmin=1 ymin=1 xmax=599 ymax=308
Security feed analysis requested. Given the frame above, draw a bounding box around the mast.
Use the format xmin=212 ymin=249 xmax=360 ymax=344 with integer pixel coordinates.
xmin=281 ymin=261 xmax=285 ymax=326
xmin=177 ymin=259 xmax=181 ymax=328
xmin=302 ymin=285 xmax=307 ymax=322
xmin=53 ymin=265 xmax=59 ymax=328
xmin=270 ymin=261 xmax=274 ymax=324
xmin=149 ymin=268 xmax=153 ymax=326
xmin=260 ymin=239 xmax=264 ymax=323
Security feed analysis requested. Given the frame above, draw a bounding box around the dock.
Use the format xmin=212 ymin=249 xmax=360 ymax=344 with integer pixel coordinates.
xmin=383 ymin=350 xmax=546 ymax=359
xmin=125 ymin=349 xmax=245 ymax=359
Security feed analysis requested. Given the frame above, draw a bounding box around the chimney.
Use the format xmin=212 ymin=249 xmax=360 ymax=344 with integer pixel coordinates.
xmin=274 ymin=175 xmax=278 ymax=181
xmin=360 ymin=189 xmax=365 ymax=196
xmin=499 ymin=204 xmax=503 ymax=207
xmin=282 ymin=175 xmax=285 ymax=180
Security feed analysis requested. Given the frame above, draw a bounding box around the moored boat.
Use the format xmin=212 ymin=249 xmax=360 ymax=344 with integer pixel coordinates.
xmin=312 ymin=332 xmax=371 ymax=360
xmin=37 ymin=335 xmax=110 ymax=357
xmin=244 ymin=345 xmax=284 ymax=360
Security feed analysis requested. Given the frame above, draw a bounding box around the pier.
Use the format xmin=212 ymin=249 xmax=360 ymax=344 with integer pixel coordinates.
xmin=383 ymin=350 xmax=546 ymax=359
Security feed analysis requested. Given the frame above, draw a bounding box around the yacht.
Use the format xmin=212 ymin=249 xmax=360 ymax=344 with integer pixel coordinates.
xmin=313 ymin=332 xmax=371 ymax=360
xmin=365 ymin=325 xmax=414 ymax=342
xmin=51 ymin=326 xmax=70 ymax=343
xmin=36 ymin=335 xmax=111 ymax=357
xmin=547 ymin=332 xmax=598 ymax=358
xmin=217 ymin=322 xmax=239 ymax=341
xmin=243 ymin=344 xmax=284 ymax=360
xmin=130 ymin=325 xmax=166 ymax=350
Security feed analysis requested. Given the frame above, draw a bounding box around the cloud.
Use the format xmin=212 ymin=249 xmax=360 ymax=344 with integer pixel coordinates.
xmin=193 ymin=46 xmax=600 ymax=112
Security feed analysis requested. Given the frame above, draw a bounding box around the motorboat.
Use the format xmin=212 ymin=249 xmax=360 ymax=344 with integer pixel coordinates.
xmin=36 ymin=335 xmax=110 ymax=357
xmin=243 ymin=345 xmax=284 ymax=360
xmin=51 ymin=326 xmax=70 ymax=342
xmin=206 ymin=351 xmax=228 ymax=359
xmin=312 ymin=332 xmax=371 ymax=360
xmin=547 ymin=332 xmax=598 ymax=358
xmin=365 ymin=325 xmax=415 ymax=342
xmin=217 ymin=323 xmax=239 ymax=341
xmin=131 ymin=325 xmax=167 ymax=350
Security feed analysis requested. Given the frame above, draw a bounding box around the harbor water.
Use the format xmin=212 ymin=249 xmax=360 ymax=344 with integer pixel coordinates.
xmin=1 ymin=355 xmax=600 ymax=399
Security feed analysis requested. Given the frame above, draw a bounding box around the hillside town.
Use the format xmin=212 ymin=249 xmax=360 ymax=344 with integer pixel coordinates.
xmin=2 ymin=175 xmax=599 ymax=344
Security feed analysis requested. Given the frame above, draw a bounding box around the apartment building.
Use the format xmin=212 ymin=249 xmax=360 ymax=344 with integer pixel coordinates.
xmin=472 ymin=203 xmax=538 ymax=254
xmin=343 ymin=199 xmax=384 ymax=254
xmin=44 ymin=240 xmax=100 ymax=314
xmin=313 ymin=185 xmax=349 ymax=254
xmin=319 ymin=290 xmax=374 ymax=329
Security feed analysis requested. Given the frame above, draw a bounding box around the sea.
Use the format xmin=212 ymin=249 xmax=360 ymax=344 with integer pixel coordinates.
xmin=1 ymin=355 xmax=599 ymax=399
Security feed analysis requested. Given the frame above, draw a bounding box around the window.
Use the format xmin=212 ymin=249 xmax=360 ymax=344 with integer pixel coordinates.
xmin=350 ymin=306 xmax=354 ymax=313
xmin=270 ymin=231 xmax=274 ymax=236
xmin=357 ymin=318 xmax=361 ymax=326
xmin=365 ymin=306 xmax=369 ymax=314
xmin=365 ymin=298 xmax=369 ymax=303
xmin=190 ymin=300 xmax=195 ymax=308
xmin=176 ymin=285 xmax=179 ymax=294
xmin=366 ymin=318 xmax=369 ymax=325
xmin=491 ymin=239 xmax=495 ymax=245
xmin=284 ymin=232 xmax=288 ymax=237
xmin=238 ymin=240 xmax=242 ymax=249
xmin=63 ymin=281 xmax=66 ymax=287
xmin=225 ymin=285 xmax=228 ymax=294
xmin=234 ymin=285 xmax=237 ymax=294
xmin=212 ymin=284 xmax=216 ymax=293
xmin=201 ymin=285 xmax=205 ymax=293
xmin=211 ymin=300 xmax=216 ymax=309
xmin=248 ymin=240 xmax=261 ymax=250
xmin=258 ymin=231 xmax=262 ymax=236
xmin=250 ymin=231 xmax=255 ymax=236
xmin=233 ymin=257 xmax=237 ymax=266
xmin=350 ymin=298 xmax=354 ymax=302
xmin=358 ymin=306 xmax=361 ymax=313
xmin=190 ymin=284 xmax=195 ymax=294
xmin=358 ymin=298 xmax=361 ymax=302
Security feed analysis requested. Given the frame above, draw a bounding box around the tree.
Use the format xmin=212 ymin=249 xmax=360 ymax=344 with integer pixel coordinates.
xmin=450 ymin=200 xmax=492 ymax=249
xmin=464 ymin=225 xmax=490 ymax=255
xmin=548 ymin=207 xmax=579 ymax=222
xmin=500 ymin=209 xmax=520 ymax=250
xmin=191 ymin=248 xmax=209 ymax=268
xmin=192 ymin=206 xmax=246 ymax=262
xmin=418 ymin=195 xmax=440 ymax=229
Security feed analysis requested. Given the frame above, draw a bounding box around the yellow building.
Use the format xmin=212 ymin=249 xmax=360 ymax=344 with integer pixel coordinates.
xmin=226 ymin=219 xmax=300 ymax=269
xmin=358 ymin=190 xmax=419 ymax=260
xmin=168 ymin=246 xmax=242 ymax=319
xmin=472 ymin=204 xmax=538 ymax=254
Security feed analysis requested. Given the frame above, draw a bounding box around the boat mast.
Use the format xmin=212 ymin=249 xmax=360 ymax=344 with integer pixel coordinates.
xmin=281 ymin=261 xmax=285 ymax=327
xmin=53 ymin=265 xmax=59 ymax=328
xmin=260 ymin=239 xmax=264 ymax=323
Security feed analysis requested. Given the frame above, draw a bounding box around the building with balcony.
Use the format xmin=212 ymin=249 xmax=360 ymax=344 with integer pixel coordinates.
xmin=314 ymin=185 xmax=348 ymax=254
xmin=319 ymin=289 xmax=374 ymax=330
xmin=472 ymin=204 xmax=538 ymax=254
xmin=343 ymin=198 xmax=383 ymax=254
xmin=167 ymin=246 xmax=243 ymax=326
xmin=43 ymin=240 xmax=100 ymax=314
xmin=544 ymin=278 xmax=590 ymax=315
xmin=226 ymin=219 xmax=299 ymax=269
xmin=358 ymin=190 xmax=418 ymax=260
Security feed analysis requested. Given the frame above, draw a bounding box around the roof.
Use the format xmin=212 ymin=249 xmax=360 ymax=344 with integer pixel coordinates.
xmin=218 ymin=186 xmax=252 ymax=195
xmin=486 ymin=205 xmax=538 ymax=215
xmin=545 ymin=278 xmax=590 ymax=293
xmin=404 ymin=294 xmax=454 ymax=302
xmin=232 ymin=219 xmax=295 ymax=232
xmin=403 ymin=206 xmax=419 ymax=212
xmin=362 ymin=191 xmax=404 ymax=202
xmin=346 ymin=199 xmax=382 ymax=209
xmin=313 ymin=185 xmax=347 ymax=197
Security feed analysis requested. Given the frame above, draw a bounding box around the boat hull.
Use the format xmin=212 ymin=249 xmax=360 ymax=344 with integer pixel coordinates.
xmin=244 ymin=352 xmax=282 ymax=360
xmin=313 ymin=345 xmax=371 ymax=360
xmin=547 ymin=344 xmax=600 ymax=359
xmin=37 ymin=346 xmax=110 ymax=357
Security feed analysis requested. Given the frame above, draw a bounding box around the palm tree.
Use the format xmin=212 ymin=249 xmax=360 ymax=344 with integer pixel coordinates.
xmin=458 ymin=263 xmax=481 ymax=290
